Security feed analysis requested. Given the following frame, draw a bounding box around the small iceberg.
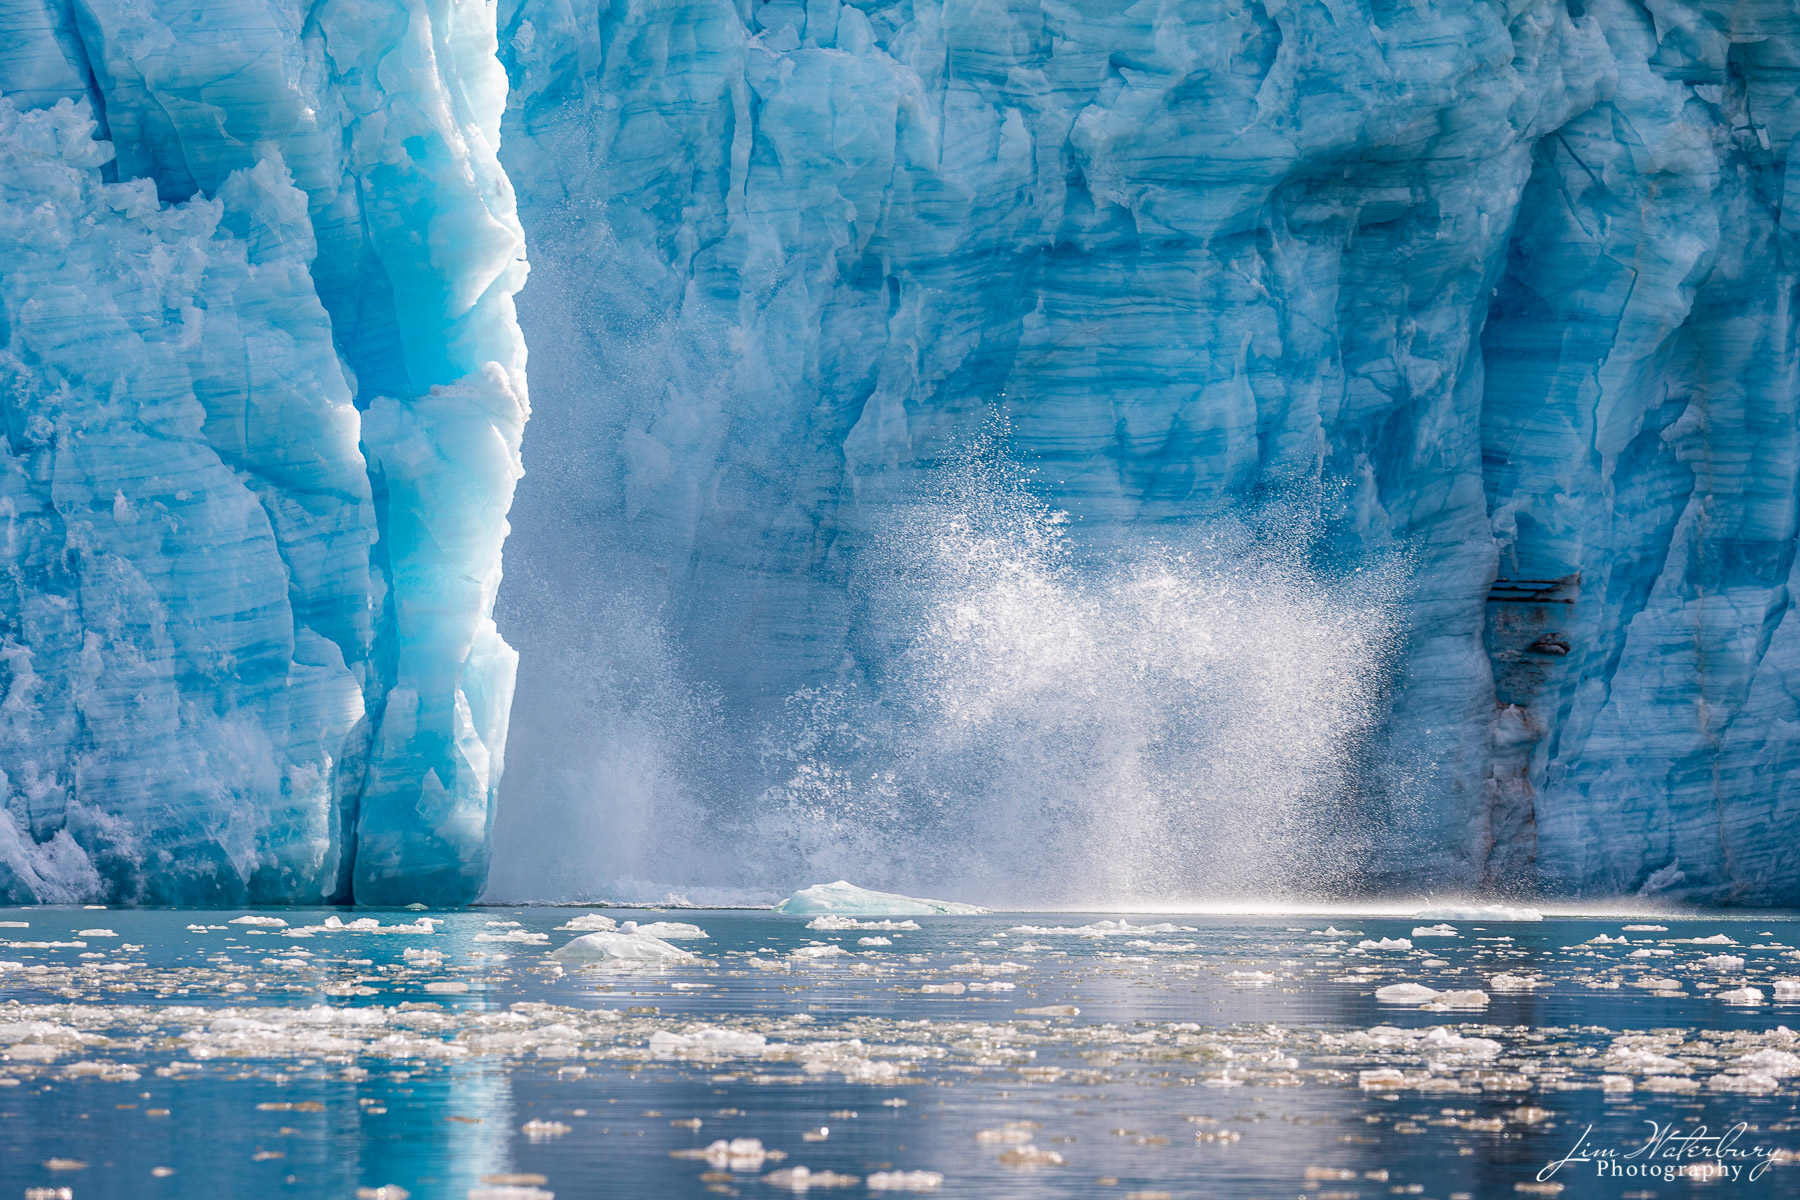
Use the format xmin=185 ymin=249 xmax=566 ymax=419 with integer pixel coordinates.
xmin=773 ymin=881 xmax=989 ymax=916
xmin=551 ymin=921 xmax=697 ymax=964
xmin=1413 ymin=904 xmax=1543 ymax=922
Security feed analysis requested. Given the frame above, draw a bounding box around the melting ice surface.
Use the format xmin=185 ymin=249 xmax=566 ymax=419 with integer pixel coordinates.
xmin=3 ymin=907 xmax=1800 ymax=1198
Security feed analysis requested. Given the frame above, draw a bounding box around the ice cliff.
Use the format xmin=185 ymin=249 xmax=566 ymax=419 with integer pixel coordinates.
xmin=6 ymin=0 xmax=1800 ymax=907
xmin=0 ymin=0 xmax=527 ymax=904
xmin=489 ymin=0 xmax=1800 ymax=906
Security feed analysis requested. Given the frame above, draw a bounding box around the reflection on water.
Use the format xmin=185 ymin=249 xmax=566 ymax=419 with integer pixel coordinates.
xmin=0 ymin=908 xmax=1797 ymax=1198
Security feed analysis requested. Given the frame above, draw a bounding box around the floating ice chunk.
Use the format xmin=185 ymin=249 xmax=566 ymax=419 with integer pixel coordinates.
xmin=764 ymin=1167 xmax=859 ymax=1191
xmin=1312 ymin=927 xmax=1359 ymax=936
xmin=1678 ymin=934 xmax=1739 ymax=945
xmin=634 ymin=922 xmax=707 ymax=940
xmin=521 ymin=1120 xmax=572 ymax=1140
xmin=1375 ymin=983 xmax=1440 ymax=1004
xmin=554 ymin=914 xmax=619 ymax=932
xmin=1359 ymin=1068 xmax=1407 ymax=1089
xmin=1737 ymin=1049 xmax=1800 ymax=1078
xmin=805 ymin=917 xmax=920 ymax=931
xmin=1015 ymin=1005 xmax=1079 ymax=1017
xmin=995 ymin=1145 xmax=1063 ymax=1168
xmin=1489 ymin=974 xmax=1544 ymax=991
xmin=1358 ymin=938 xmax=1412 ymax=951
xmin=425 ymin=982 xmax=470 ymax=994
xmin=551 ymin=930 xmax=695 ymax=963
xmin=648 ymin=1027 xmax=768 ymax=1059
xmin=1413 ymin=905 xmax=1542 ymax=922
xmin=1427 ymin=990 xmax=1491 ymax=1009
xmin=1718 ymin=987 xmax=1765 ymax=1005
xmin=1586 ymin=934 xmax=1628 ymax=944
xmin=403 ymin=948 xmax=444 ymax=966
xmin=1226 ymin=971 xmax=1275 ymax=984
xmin=1775 ymin=979 xmax=1800 ymax=1000
xmin=1411 ymin=925 xmax=1459 ymax=938
xmin=1697 ymin=955 xmax=1746 ymax=971
xmin=671 ymin=1139 xmax=788 ymax=1169
xmin=859 ymin=937 xmax=892 ymax=947
xmin=467 ymin=1188 xmax=553 ymax=1200
xmin=1623 ymin=925 xmax=1667 ymax=931
xmin=229 ymin=916 xmax=289 ymax=927
xmin=474 ymin=931 xmax=550 ymax=944
xmin=866 ymin=1171 xmax=944 ymax=1191
xmin=76 ymin=929 xmax=117 ymax=938
xmin=1628 ymin=949 xmax=1672 ymax=958
xmin=774 ymin=881 xmax=988 ymax=916
xmin=789 ymin=944 xmax=850 ymax=960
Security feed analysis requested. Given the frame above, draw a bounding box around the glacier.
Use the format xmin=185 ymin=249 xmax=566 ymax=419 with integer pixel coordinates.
xmin=0 ymin=0 xmax=526 ymax=905
xmin=4 ymin=0 xmax=1800 ymax=907
xmin=487 ymin=0 xmax=1800 ymax=907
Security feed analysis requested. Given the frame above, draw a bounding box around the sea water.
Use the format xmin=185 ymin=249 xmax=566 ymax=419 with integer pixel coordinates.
xmin=1 ymin=908 xmax=1797 ymax=1198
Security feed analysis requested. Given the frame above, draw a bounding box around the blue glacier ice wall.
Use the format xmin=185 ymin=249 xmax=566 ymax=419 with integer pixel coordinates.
xmin=0 ymin=0 xmax=528 ymax=904
xmin=486 ymin=0 xmax=1800 ymax=906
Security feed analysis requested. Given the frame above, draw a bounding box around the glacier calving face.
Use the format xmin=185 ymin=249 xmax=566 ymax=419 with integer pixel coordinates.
xmin=0 ymin=1 xmax=527 ymax=904
xmin=5 ymin=0 xmax=1799 ymax=906
xmin=488 ymin=0 xmax=1800 ymax=905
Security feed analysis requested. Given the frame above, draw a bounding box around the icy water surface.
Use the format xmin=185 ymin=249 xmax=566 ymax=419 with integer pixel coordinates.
xmin=2 ymin=908 xmax=1799 ymax=1199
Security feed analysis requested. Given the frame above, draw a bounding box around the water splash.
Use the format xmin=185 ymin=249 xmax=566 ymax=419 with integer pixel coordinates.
xmin=749 ymin=445 xmax=1407 ymax=907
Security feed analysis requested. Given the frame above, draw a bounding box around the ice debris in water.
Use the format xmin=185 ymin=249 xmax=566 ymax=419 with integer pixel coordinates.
xmin=1358 ymin=938 xmax=1412 ymax=951
xmin=805 ymin=917 xmax=920 ymax=931
xmin=866 ymin=1171 xmax=945 ymax=1191
xmin=764 ymin=1166 xmax=860 ymax=1191
xmin=671 ymin=1139 xmax=787 ymax=1169
xmin=1698 ymin=955 xmax=1747 ymax=971
xmin=551 ymin=926 xmax=696 ymax=963
xmin=1374 ymin=983 xmax=1441 ymax=1004
xmin=554 ymin=914 xmax=618 ymax=932
xmin=773 ymin=881 xmax=987 ymax=916
xmin=1007 ymin=920 xmax=1197 ymax=938
xmin=633 ymin=922 xmax=707 ymax=939
xmin=229 ymin=916 xmax=288 ymax=927
xmin=648 ymin=1027 xmax=769 ymax=1059
xmin=1413 ymin=905 xmax=1543 ymax=922
xmin=1411 ymin=925 xmax=1459 ymax=938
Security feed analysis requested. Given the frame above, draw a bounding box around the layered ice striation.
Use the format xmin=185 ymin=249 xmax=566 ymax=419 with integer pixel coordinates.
xmin=489 ymin=0 xmax=1800 ymax=905
xmin=0 ymin=1 xmax=527 ymax=904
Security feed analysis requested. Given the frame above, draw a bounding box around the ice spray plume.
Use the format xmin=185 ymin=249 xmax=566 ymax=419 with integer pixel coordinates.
xmin=747 ymin=431 xmax=1409 ymax=908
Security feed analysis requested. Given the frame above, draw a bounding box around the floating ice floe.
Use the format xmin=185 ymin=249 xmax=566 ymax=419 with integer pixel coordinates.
xmin=1374 ymin=983 xmax=1440 ymax=1004
xmin=1358 ymin=938 xmax=1412 ymax=951
xmin=773 ymin=881 xmax=988 ymax=916
xmin=859 ymin=937 xmax=893 ymax=947
xmin=1489 ymin=973 xmax=1545 ymax=991
xmin=554 ymin=914 xmax=618 ymax=932
xmin=1411 ymin=925 xmax=1458 ymax=938
xmin=1373 ymin=983 xmax=1489 ymax=1008
xmin=1775 ymin=979 xmax=1800 ymax=1000
xmin=764 ymin=1166 xmax=859 ymax=1191
xmin=228 ymin=915 xmax=288 ymax=927
xmin=1623 ymin=924 xmax=1667 ymax=931
xmin=1413 ymin=905 xmax=1542 ymax=922
xmin=648 ymin=1027 xmax=769 ymax=1059
xmin=1697 ymin=954 xmax=1746 ymax=971
xmin=805 ymin=916 xmax=920 ymax=931
xmin=1007 ymin=920 xmax=1197 ymax=938
xmin=634 ymin=922 xmax=708 ymax=940
xmin=551 ymin=924 xmax=696 ymax=964
xmin=1676 ymin=934 xmax=1739 ymax=945
xmin=1718 ymin=987 xmax=1765 ymax=1005
xmin=474 ymin=930 xmax=550 ymax=945
xmin=670 ymin=1138 xmax=787 ymax=1169
xmin=866 ymin=1170 xmax=944 ymax=1191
